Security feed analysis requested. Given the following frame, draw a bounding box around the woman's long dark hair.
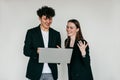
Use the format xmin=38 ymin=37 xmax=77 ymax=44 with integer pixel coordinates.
xmin=65 ymin=19 xmax=84 ymax=47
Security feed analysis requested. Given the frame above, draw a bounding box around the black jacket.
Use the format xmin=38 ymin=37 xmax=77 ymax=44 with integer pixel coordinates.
xmin=65 ymin=39 xmax=93 ymax=80
xmin=23 ymin=25 xmax=61 ymax=80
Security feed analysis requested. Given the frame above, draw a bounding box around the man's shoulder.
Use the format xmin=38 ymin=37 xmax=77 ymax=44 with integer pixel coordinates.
xmin=28 ymin=26 xmax=39 ymax=31
xmin=27 ymin=25 xmax=39 ymax=32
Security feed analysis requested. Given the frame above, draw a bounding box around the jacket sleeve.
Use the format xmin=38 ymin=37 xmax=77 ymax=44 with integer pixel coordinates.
xmin=23 ymin=30 xmax=38 ymax=58
xmin=56 ymin=32 xmax=61 ymax=47
xmin=82 ymin=45 xmax=91 ymax=66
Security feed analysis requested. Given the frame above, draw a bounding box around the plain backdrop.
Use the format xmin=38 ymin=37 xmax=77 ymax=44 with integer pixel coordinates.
xmin=0 ymin=0 xmax=120 ymax=80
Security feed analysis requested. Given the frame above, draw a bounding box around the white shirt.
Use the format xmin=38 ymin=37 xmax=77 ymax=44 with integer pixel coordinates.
xmin=41 ymin=29 xmax=52 ymax=73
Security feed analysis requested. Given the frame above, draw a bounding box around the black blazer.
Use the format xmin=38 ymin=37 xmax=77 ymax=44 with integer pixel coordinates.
xmin=65 ymin=39 xmax=93 ymax=80
xmin=23 ymin=25 xmax=61 ymax=80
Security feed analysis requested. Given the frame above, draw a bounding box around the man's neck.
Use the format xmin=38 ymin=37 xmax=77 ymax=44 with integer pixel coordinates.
xmin=40 ymin=25 xmax=49 ymax=32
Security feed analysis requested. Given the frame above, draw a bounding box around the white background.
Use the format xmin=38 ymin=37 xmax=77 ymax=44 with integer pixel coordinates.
xmin=0 ymin=0 xmax=120 ymax=80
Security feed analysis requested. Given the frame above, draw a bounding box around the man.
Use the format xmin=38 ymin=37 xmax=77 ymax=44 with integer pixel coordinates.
xmin=23 ymin=6 xmax=61 ymax=80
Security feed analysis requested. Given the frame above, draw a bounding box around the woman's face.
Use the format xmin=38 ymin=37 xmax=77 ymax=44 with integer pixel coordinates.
xmin=66 ymin=22 xmax=79 ymax=37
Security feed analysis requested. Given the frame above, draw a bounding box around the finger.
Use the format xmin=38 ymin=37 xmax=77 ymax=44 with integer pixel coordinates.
xmin=85 ymin=43 xmax=88 ymax=47
xmin=56 ymin=45 xmax=61 ymax=48
xmin=37 ymin=48 xmax=40 ymax=54
xmin=83 ymin=41 xmax=86 ymax=45
xmin=77 ymin=43 xmax=80 ymax=47
xmin=77 ymin=41 xmax=81 ymax=46
xmin=79 ymin=40 xmax=82 ymax=43
xmin=78 ymin=40 xmax=82 ymax=45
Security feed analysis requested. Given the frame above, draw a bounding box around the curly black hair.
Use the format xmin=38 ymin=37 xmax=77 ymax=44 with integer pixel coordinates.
xmin=37 ymin=6 xmax=55 ymax=18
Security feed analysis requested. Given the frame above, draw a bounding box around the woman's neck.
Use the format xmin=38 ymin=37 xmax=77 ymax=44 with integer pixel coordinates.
xmin=70 ymin=35 xmax=76 ymax=47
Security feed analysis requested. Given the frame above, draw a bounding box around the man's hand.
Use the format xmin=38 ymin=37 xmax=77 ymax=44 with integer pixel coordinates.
xmin=37 ymin=48 xmax=41 ymax=54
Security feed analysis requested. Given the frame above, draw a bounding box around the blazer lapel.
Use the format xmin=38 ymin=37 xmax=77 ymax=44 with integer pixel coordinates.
xmin=48 ymin=28 xmax=53 ymax=47
xmin=36 ymin=25 xmax=44 ymax=47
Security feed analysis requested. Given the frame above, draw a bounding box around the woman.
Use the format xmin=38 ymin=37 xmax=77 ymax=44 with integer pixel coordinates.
xmin=65 ymin=19 xmax=93 ymax=80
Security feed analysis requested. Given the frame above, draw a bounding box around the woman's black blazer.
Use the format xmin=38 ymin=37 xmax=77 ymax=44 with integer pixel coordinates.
xmin=65 ymin=39 xmax=93 ymax=80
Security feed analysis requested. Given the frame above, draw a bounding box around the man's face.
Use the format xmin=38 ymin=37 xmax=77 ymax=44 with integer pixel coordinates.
xmin=39 ymin=15 xmax=53 ymax=30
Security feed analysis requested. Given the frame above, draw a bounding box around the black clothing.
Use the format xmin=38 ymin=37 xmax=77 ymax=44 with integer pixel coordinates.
xmin=65 ymin=39 xmax=93 ymax=80
xmin=24 ymin=25 xmax=61 ymax=80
